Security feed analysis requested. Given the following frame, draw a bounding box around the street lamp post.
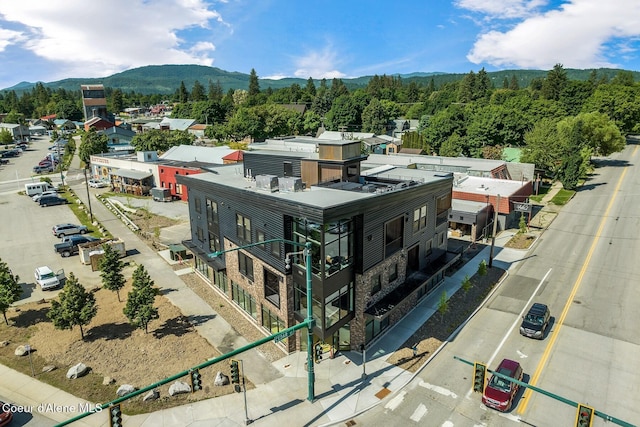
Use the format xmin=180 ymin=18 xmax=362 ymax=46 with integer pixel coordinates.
xmin=210 ymin=239 xmax=315 ymax=402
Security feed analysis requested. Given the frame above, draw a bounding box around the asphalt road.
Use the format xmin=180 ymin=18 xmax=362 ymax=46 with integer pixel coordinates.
xmin=353 ymin=142 xmax=640 ymax=426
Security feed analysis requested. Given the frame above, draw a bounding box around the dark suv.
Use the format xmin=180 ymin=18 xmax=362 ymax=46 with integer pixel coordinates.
xmin=519 ymin=303 xmax=550 ymax=339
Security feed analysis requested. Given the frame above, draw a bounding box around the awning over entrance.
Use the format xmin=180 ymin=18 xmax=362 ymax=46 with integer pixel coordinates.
xmin=182 ymin=240 xmax=226 ymax=271
xmin=111 ymin=169 xmax=153 ymax=180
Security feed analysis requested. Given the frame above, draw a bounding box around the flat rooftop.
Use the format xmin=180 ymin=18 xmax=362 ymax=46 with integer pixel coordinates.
xmin=187 ymin=164 xmax=452 ymax=209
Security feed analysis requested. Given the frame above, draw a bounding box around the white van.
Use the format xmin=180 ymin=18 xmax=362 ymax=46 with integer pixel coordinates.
xmin=25 ymin=182 xmax=56 ymax=197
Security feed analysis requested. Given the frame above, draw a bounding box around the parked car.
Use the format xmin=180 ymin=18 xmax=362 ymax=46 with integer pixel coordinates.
xmin=0 ymin=400 xmax=13 ymax=426
xmin=0 ymin=158 xmax=8 ymax=165
xmin=33 ymin=165 xmax=54 ymax=174
xmin=39 ymin=158 xmax=58 ymax=167
xmin=520 ymin=303 xmax=551 ymax=339
xmin=54 ymin=235 xmax=99 ymax=257
xmin=482 ymin=359 xmax=523 ymax=412
xmin=88 ymin=179 xmax=108 ymax=188
xmin=32 ymin=190 xmax=58 ymax=202
xmin=52 ymin=223 xmax=88 ymax=238
xmin=34 ymin=266 xmax=65 ymax=290
xmin=39 ymin=195 xmax=68 ymax=207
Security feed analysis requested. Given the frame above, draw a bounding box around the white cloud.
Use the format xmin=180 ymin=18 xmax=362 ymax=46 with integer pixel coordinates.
xmin=0 ymin=27 xmax=25 ymax=51
xmin=465 ymin=0 xmax=640 ymax=69
xmin=292 ymin=46 xmax=346 ymax=79
xmin=455 ymin=0 xmax=548 ymax=19
xmin=0 ymin=0 xmax=227 ymax=79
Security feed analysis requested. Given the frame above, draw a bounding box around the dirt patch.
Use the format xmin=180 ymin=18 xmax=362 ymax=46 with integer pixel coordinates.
xmin=387 ymin=266 xmax=505 ymax=372
xmin=0 ymin=277 xmax=243 ymax=415
xmin=504 ymin=233 xmax=537 ymax=249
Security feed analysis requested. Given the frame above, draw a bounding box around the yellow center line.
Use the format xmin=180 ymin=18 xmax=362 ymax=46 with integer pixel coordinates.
xmin=518 ymin=146 xmax=636 ymax=415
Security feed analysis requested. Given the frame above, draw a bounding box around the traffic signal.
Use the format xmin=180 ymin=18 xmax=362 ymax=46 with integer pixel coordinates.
xmin=108 ymin=404 xmax=122 ymax=427
xmin=230 ymin=359 xmax=240 ymax=384
xmin=190 ymin=369 xmax=202 ymax=391
xmin=575 ymin=403 xmax=594 ymax=427
xmin=285 ymin=256 xmax=292 ymax=271
xmin=472 ymin=362 xmax=486 ymax=393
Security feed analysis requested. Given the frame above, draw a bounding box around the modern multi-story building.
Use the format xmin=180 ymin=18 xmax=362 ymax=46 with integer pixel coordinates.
xmin=177 ymin=140 xmax=458 ymax=354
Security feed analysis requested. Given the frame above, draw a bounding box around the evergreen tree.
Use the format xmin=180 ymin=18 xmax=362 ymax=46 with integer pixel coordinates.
xmin=541 ymin=63 xmax=568 ymax=101
xmin=0 ymin=259 xmax=21 ymax=325
xmin=248 ymin=68 xmax=260 ymax=99
xmin=461 ymin=274 xmax=472 ymax=299
xmin=208 ymin=79 xmax=224 ymax=102
xmin=361 ymin=98 xmax=388 ymax=134
xmin=437 ymin=291 xmax=449 ymax=322
xmin=99 ymin=244 xmax=126 ymax=302
xmin=478 ymin=259 xmax=488 ymax=276
xmin=305 ymin=77 xmax=317 ymax=98
xmin=190 ymin=80 xmax=206 ymax=101
xmin=48 ymin=273 xmax=97 ymax=340
xmin=175 ymin=81 xmax=189 ymax=103
xmin=509 ymin=75 xmax=520 ymax=90
xmin=123 ymin=264 xmax=159 ymax=333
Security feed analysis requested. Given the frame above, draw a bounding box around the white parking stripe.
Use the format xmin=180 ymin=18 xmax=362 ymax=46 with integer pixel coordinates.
xmin=409 ymin=403 xmax=428 ymax=422
xmin=384 ymin=390 xmax=406 ymax=411
xmin=418 ymin=380 xmax=458 ymax=398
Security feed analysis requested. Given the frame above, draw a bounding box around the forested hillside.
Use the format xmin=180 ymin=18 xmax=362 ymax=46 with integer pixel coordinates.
xmin=0 ymin=64 xmax=636 ymax=189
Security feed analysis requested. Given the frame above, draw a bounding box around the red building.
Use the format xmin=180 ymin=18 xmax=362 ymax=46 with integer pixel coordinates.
xmin=158 ymin=163 xmax=203 ymax=201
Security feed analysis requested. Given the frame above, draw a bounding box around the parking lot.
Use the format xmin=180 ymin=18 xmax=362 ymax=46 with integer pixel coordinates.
xmin=0 ymin=136 xmax=102 ymax=304
xmin=0 ymin=136 xmax=193 ymax=305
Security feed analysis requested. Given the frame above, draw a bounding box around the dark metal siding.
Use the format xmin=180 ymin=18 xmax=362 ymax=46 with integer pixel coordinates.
xmin=179 ymin=174 xmax=454 ymax=274
xmin=361 ymin=180 xmax=453 ymax=271
xmin=244 ymin=152 xmax=303 ymax=178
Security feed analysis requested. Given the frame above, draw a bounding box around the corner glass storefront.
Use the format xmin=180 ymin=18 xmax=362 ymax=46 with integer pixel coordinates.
xmin=291 ymin=217 xmax=356 ymax=345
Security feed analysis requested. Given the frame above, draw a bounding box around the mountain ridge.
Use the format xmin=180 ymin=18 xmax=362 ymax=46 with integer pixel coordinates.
xmin=2 ymin=64 xmax=636 ymax=95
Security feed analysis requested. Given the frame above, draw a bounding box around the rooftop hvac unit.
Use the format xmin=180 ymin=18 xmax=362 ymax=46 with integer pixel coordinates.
xmin=256 ymin=175 xmax=279 ymax=192
xmin=278 ymin=177 xmax=303 ymax=192
xmin=362 ymin=184 xmax=376 ymax=193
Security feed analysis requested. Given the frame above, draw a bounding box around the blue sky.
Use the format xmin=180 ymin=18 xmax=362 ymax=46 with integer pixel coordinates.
xmin=1 ymin=0 xmax=640 ymax=90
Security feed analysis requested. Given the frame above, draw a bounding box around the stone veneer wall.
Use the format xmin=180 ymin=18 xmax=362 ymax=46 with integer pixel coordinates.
xmin=350 ymin=251 xmax=407 ymax=350
xmin=204 ymin=241 xmax=295 ymax=354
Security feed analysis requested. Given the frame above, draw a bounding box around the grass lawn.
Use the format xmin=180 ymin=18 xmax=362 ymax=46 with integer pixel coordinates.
xmin=550 ymin=189 xmax=575 ymax=205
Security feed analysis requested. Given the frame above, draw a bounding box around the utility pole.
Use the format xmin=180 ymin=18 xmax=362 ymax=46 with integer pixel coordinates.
xmin=489 ymin=194 xmax=500 ymax=268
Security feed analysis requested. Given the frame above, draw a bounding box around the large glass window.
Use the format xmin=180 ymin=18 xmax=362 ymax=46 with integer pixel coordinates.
xmin=213 ymin=270 xmax=228 ymax=293
xmin=264 ymin=268 xmax=280 ymax=308
xmin=365 ymin=316 xmax=390 ymax=343
xmin=261 ymin=306 xmax=285 ymax=334
xmin=293 ymin=280 xmax=322 ymax=326
xmin=325 ymin=282 xmax=354 ymax=328
xmin=206 ymin=199 xmax=219 ymax=226
xmin=232 ymin=281 xmax=257 ymax=319
xmin=324 ymin=219 xmax=354 ymax=277
xmin=385 ymin=216 xmax=404 ymax=257
xmin=236 ymin=213 xmax=251 ymax=243
xmin=206 ymin=199 xmax=220 ymax=253
xmin=413 ymin=205 xmax=427 ymax=233
xmin=292 ymin=218 xmax=322 ymax=275
xmin=238 ymin=252 xmax=254 ymax=281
